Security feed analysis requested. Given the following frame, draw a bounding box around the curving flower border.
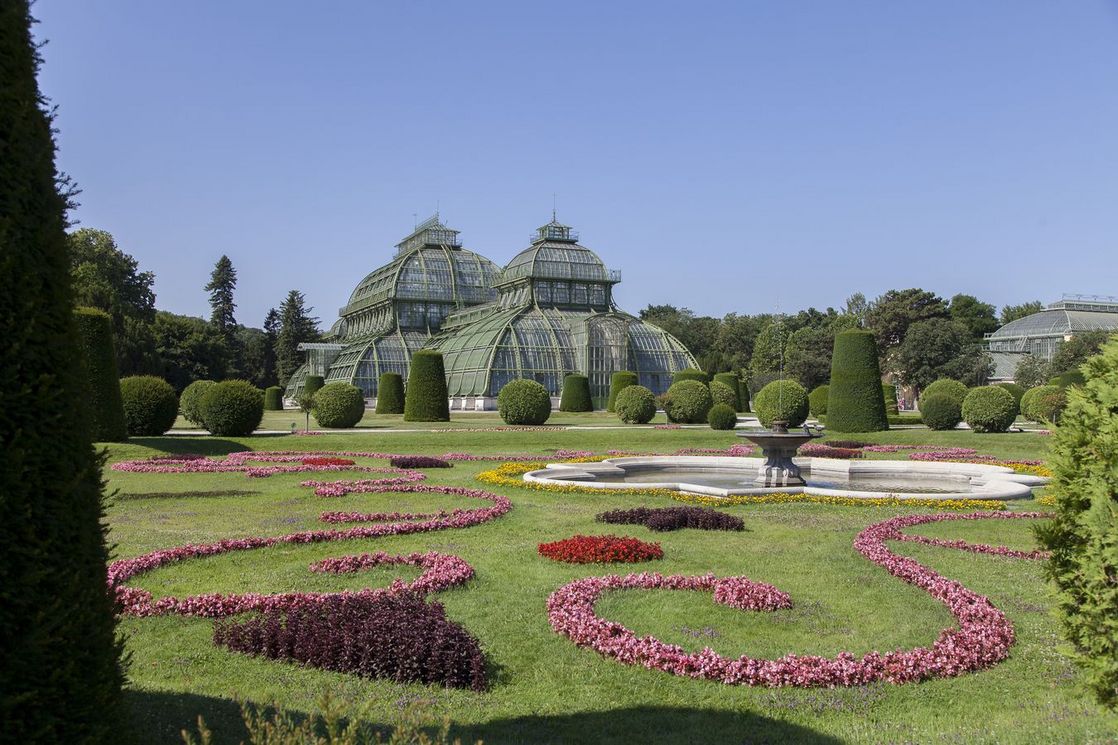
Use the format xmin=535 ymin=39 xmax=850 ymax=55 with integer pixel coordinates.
xmin=546 ymin=511 xmax=1049 ymax=687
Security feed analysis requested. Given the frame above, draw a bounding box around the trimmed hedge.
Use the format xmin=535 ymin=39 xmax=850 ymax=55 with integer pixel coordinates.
xmin=920 ymin=393 xmax=962 ymax=430
xmin=120 ymin=375 xmax=179 ymax=436
xmin=882 ymin=383 xmax=899 ymax=415
xmin=996 ymin=382 xmax=1025 ymax=407
xmin=708 ymin=403 xmax=738 ymax=430
xmin=73 ymin=307 xmax=127 ymax=441
xmin=375 ymin=372 xmax=405 ymax=414
xmin=597 ymin=506 xmax=744 ymax=532
xmin=710 ymin=380 xmax=737 ymax=409
xmin=672 ymin=368 xmax=709 ymax=385
xmin=404 ymin=351 xmax=450 ymax=422
xmin=559 ymin=374 xmax=593 ymax=412
xmin=264 ymin=385 xmax=284 ymax=410
xmin=311 ymin=382 xmax=366 ymax=428
xmin=663 ymin=379 xmax=714 ymax=423
xmin=712 ymin=373 xmax=741 ymax=410
xmin=738 ymin=380 xmax=751 ymax=412
xmin=826 ymin=330 xmax=888 ymax=432
xmin=199 ymin=380 xmax=265 ymax=436
xmin=606 ymin=371 xmax=638 ymax=412
xmin=1022 ymin=384 xmax=1066 ymax=424
xmin=921 ymin=378 xmax=968 ymax=406
xmin=808 ymin=384 xmax=830 ymax=417
xmin=180 ymin=379 xmax=216 ymax=426
xmin=753 ymin=380 xmax=809 ymax=428
xmin=302 ymin=375 xmax=325 ymax=397
xmin=497 ymin=379 xmax=552 ymax=425
xmin=961 ymin=385 xmax=1018 ymax=433
xmin=615 ymin=385 xmax=657 ymax=424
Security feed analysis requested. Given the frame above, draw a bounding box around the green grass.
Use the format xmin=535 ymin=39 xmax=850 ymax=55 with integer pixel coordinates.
xmin=101 ymin=424 xmax=1118 ymax=744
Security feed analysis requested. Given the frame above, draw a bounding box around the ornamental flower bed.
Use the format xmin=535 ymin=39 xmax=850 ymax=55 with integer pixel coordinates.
xmin=538 ymin=535 xmax=663 ymax=564
xmin=389 ymin=455 xmax=451 ymax=469
xmin=596 ymin=506 xmax=744 ymax=532
xmin=301 ymin=456 xmax=355 ymax=467
xmin=546 ymin=511 xmax=1048 ymax=687
xmin=799 ymin=443 xmax=863 ymax=459
xmin=213 ymin=591 xmax=488 ymax=690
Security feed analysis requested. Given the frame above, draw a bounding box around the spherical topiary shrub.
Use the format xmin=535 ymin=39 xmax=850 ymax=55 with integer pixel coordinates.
xmin=303 ymin=375 xmax=325 ymax=397
xmin=672 ymin=367 xmax=709 ymax=385
xmin=73 ymin=307 xmax=127 ymax=441
xmin=559 ymin=374 xmax=593 ymax=412
xmin=808 ymin=384 xmax=830 ymax=417
xmin=961 ymin=385 xmax=1018 ymax=433
xmin=710 ymin=380 xmax=737 ymax=409
xmin=606 ymin=371 xmax=638 ymax=412
xmin=712 ymin=373 xmax=741 ymax=410
xmin=119 ymin=375 xmax=179 ymax=436
xmin=375 ymin=372 xmax=405 ymax=414
xmin=264 ymin=385 xmax=284 ymax=411
xmin=881 ymin=383 xmax=899 ymax=415
xmin=615 ymin=385 xmax=657 ymax=424
xmin=1019 ymin=386 xmax=1041 ymax=422
xmin=199 ymin=380 xmax=265 ymax=436
xmin=921 ymin=378 xmax=968 ymax=407
xmin=754 ymin=380 xmax=809 ymax=428
xmin=180 ymin=379 xmax=216 ymax=426
xmin=826 ymin=329 xmax=888 ymax=432
xmin=312 ymin=382 xmax=366 ymax=428
xmin=1023 ymin=384 xmax=1067 ymax=424
xmin=663 ymin=380 xmax=714 ymax=424
xmin=404 ymin=350 xmax=450 ymax=422
xmin=996 ymin=382 xmax=1025 ymax=408
xmin=497 ymin=379 xmax=552 ymax=425
xmin=920 ymin=393 xmax=962 ymax=431
xmin=708 ymin=403 xmax=738 ymax=430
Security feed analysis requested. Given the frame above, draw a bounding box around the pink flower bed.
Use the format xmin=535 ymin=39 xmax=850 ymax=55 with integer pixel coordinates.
xmin=890 ymin=512 xmax=1050 ymax=559
xmin=547 ymin=511 xmax=1048 ymax=687
xmin=861 ymin=444 xmax=964 ymax=453
xmin=309 ymin=550 xmax=475 ymax=593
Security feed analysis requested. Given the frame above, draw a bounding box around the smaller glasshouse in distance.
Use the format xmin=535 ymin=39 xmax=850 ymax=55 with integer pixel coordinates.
xmin=285 ymin=216 xmax=697 ymax=409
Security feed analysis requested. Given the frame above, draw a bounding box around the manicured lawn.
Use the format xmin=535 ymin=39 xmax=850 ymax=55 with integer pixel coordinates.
xmin=104 ymin=422 xmax=1118 ymax=744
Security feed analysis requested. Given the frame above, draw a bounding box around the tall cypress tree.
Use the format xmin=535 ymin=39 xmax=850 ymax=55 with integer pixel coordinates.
xmin=204 ymin=254 xmax=237 ymax=336
xmin=276 ymin=290 xmax=319 ymax=385
xmin=0 ymin=2 xmax=126 ymax=740
xmin=262 ymin=306 xmax=280 ymax=388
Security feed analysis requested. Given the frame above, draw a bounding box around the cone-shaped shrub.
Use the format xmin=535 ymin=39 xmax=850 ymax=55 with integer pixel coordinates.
xmin=73 ymin=307 xmax=127 ymax=441
xmin=200 ymin=380 xmax=265 ymax=436
xmin=615 ymin=385 xmax=657 ymax=424
xmin=881 ymin=383 xmax=899 ymax=415
xmin=712 ymin=373 xmax=741 ymax=409
xmin=672 ymin=367 xmax=709 ymax=385
xmin=663 ymin=379 xmax=714 ymax=423
xmin=498 ymin=379 xmax=552 ymax=425
xmin=264 ymin=385 xmax=284 ymax=410
xmin=737 ymin=380 xmax=751 ymax=412
xmin=961 ymin=385 xmax=1018 ymax=433
xmin=920 ymin=393 xmax=961 ymax=430
xmin=921 ymin=378 xmax=968 ymax=407
xmin=708 ymin=403 xmax=738 ymax=430
xmin=312 ymin=382 xmax=366 ymax=428
xmin=559 ymin=374 xmax=593 ymax=412
xmin=754 ymin=380 xmax=809 ymax=427
xmin=1035 ymin=338 xmax=1118 ymax=707
xmin=120 ymin=375 xmax=179 ymax=435
xmin=404 ymin=350 xmax=449 ymax=421
xmin=607 ymin=371 xmax=638 ymax=412
xmin=303 ymin=374 xmax=324 ymax=397
xmin=180 ymin=379 xmax=216 ymax=426
xmin=1 ymin=4 xmax=126 ymax=735
xmin=375 ymin=372 xmax=404 ymax=414
xmin=826 ymin=330 xmax=888 ymax=432
xmin=808 ymin=384 xmax=829 ymax=417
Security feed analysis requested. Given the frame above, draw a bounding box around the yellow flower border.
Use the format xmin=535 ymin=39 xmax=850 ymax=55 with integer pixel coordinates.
xmin=476 ymin=462 xmax=1006 ymax=512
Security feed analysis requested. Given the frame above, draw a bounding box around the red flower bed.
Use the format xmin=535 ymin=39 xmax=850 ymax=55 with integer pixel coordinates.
xmin=301 ymin=456 xmax=356 ymax=467
xmin=538 ymin=535 xmax=663 ymax=564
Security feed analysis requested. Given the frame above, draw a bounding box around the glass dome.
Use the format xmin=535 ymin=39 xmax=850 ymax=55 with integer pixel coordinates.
xmin=987 ymin=297 xmax=1118 ymax=360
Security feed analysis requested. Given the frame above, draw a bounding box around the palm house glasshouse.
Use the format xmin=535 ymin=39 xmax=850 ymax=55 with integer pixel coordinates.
xmin=985 ymin=294 xmax=1118 ymax=380
xmin=285 ymin=217 xmax=697 ymax=409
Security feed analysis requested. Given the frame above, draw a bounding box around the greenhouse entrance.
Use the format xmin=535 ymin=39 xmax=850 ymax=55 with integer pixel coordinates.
xmin=587 ymin=315 xmax=630 ymax=409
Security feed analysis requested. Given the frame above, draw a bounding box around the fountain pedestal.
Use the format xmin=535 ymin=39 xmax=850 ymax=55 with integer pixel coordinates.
xmin=737 ymin=420 xmax=821 ymax=487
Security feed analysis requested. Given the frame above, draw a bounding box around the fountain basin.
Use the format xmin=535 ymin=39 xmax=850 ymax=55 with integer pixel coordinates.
xmin=524 ymin=456 xmax=1046 ymax=501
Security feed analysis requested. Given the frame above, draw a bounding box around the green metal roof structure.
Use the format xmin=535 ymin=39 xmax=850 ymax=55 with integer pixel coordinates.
xmin=986 ymin=295 xmax=1118 ymax=362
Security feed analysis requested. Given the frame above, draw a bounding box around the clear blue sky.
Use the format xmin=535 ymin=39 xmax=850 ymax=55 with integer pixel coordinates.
xmin=34 ymin=1 xmax=1118 ymax=329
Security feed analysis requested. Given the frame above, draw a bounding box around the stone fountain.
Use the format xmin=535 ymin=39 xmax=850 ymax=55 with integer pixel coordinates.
xmin=737 ymin=420 xmax=821 ymax=486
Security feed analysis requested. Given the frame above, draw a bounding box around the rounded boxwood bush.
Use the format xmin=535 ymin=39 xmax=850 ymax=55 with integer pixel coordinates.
xmin=559 ymin=374 xmax=593 ymax=412
xmin=672 ymin=368 xmax=709 ymax=385
xmin=1023 ymin=384 xmax=1067 ymax=424
xmin=708 ymin=403 xmax=738 ymax=430
xmin=961 ymin=385 xmax=1018 ymax=433
xmin=826 ymin=329 xmax=888 ymax=432
xmin=73 ymin=307 xmax=127 ymax=441
xmin=200 ymin=380 xmax=265 ymax=436
xmin=120 ymin=375 xmax=179 ymax=436
xmin=404 ymin=350 xmax=450 ymax=422
xmin=180 ymin=379 xmax=216 ymax=426
xmin=375 ymin=372 xmax=405 ymax=414
xmin=921 ymin=378 xmax=968 ymax=407
xmin=606 ymin=371 xmax=638 ymax=412
xmin=710 ymin=380 xmax=737 ymax=409
xmin=881 ymin=383 xmax=899 ymax=415
xmin=263 ymin=385 xmax=284 ymax=411
xmin=497 ymin=379 xmax=552 ymax=425
xmin=663 ymin=379 xmax=714 ymax=423
xmin=808 ymin=384 xmax=830 ymax=417
xmin=754 ymin=379 xmax=809 ymax=428
xmin=303 ymin=374 xmax=325 ymax=397
xmin=996 ymin=382 xmax=1025 ymax=407
xmin=920 ymin=393 xmax=962 ymax=430
xmin=1019 ymin=386 xmax=1042 ymax=421
xmin=615 ymin=385 xmax=657 ymax=424
xmin=312 ymin=382 xmax=366 ymax=428
xmin=712 ymin=373 xmax=741 ymax=410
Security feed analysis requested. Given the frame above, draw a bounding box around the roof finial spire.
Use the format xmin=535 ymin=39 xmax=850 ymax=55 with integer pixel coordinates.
xmin=552 ymin=193 xmax=557 ymax=222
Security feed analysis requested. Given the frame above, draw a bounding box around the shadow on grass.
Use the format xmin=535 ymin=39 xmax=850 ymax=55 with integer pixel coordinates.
xmin=127 ymin=688 xmax=249 ymax=744
xmin=126 ymin=437 xmax=286 ymax=455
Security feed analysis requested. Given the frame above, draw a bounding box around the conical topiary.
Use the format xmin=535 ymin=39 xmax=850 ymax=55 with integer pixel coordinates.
xmin=404 ymin=350 xmax=450 ymax=422
xmin=672 ymin=367 xmax=709 ymax=384
xmin=559 ymin=374 xmax=593 ymax=412
xmin=375 ymin=372 xmax=405 ymax=414
xmin=73 ymin=307 xmax=127 ymax=441
xmin=607 ymin=371 xmax=638 ymax=412
xmin=303 ymin=374 xmax=325 ymax=397
xmin=712 ymin=372 xmax=741 ymax=410
xmin=826 ymin=329 xmax=888 ymax=432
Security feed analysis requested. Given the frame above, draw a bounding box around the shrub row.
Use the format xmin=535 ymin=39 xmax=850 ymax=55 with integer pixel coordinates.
xmin=596 ymin=506 xmax=744 ymax=532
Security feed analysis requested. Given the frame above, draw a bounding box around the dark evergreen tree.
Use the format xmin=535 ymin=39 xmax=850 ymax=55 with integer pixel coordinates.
xmin=276 ymin=290 xmax=320 ymax=386
xmin=261 ymin=306 xmax=280 ymax=388
xmin=204 ymin=254 xmax=237 ymax=336
xmin=0 ymin=2 xmax=126 ymax=738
